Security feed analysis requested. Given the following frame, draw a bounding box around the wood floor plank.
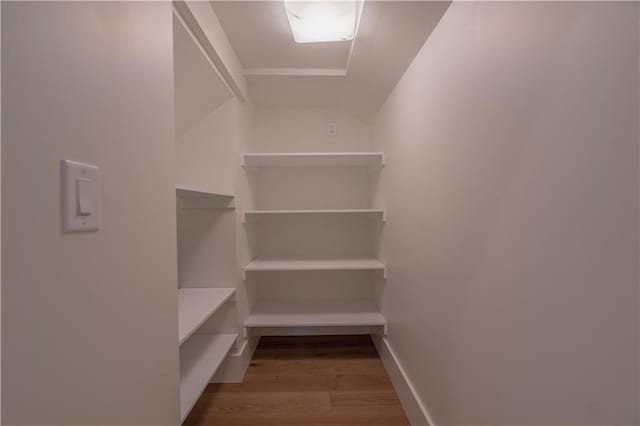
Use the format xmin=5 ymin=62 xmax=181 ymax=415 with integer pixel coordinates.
xmin=245 ymin=358 xmax=388 ymax=376
xmin=183 ymin=335 xmax=409 ymax=426
xmin=211 ymin=374 xmax=339 ymax=393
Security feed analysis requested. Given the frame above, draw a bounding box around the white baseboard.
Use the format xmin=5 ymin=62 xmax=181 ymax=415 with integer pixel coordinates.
xmin=211 ymin=335 xmax=259 ymax=383
xmin=371 ymin=334 xmax=434 ymax=426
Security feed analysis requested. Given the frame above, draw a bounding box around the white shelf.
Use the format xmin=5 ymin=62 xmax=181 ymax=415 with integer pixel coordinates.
xmin=178 ymin=288 xmax=235 ymax=345
xmin=243 ymin=209 xmax=385 ymax=222
xmin=245 ymin=299 xmax=386 ymax=328
xmin=242 ymin=152 xmax=385 ymax=168
xmin=243 ymin=257 xmax=386 ymax=277
xmin=176 ymin=185 xmax=235 ymax=209
xmin=176 ymin=184 xmax=234 ymax=199
xmin=180 ymin=333 xmax=237 ymax=422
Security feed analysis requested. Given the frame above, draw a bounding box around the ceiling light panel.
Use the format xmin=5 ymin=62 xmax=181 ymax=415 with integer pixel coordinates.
xmin=284 ymin=1 xmax=357 ymax=44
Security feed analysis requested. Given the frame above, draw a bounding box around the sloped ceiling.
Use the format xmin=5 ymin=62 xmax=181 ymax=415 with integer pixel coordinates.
xmin=211 ymin=1 xmax=451 ymax=121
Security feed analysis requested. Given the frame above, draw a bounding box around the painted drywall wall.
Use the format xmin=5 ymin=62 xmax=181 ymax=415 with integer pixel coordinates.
xmin=2 ymin=2 xmax=179 ymax=424
xmin=373 ymin=2 xmax=639 ymax=424
xmin=252 ymin=107 xmax=371 ymax=152
xmin=174 ymin=11 xmax=236 ymax=195
xmin=175 ymin=99 xmax=236 ymax=195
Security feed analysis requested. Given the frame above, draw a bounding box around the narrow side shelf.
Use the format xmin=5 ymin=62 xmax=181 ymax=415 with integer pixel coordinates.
xmin=176 ymin=184 xmax=234 ymax=199
xmin=245 ymin=299 xmax=386 ymax=328
xmin=176 ymin=185 xmax=235 ymax=209
xmin=242 ymin=209 xmax=385 ymax=222
xmin=180 ymin=333 xmax=237 ymax=422
xmin=243 ymin=257 xmax=386 ymax=279
xmin=242 ymin=152 xmax=385 ymax=168
xmin=178 ymin=288 xmax=235 ymax=345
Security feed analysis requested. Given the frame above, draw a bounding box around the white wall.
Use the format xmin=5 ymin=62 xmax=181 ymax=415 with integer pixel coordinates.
xmin=2 ymin=2 xmax=179 ymax=424
xmin=373 ymin=2 xmax=639 ymax=424
xmin=253 ymin=107 xmax=371 ymax=152
xmin=176 ymin=100 xmax=236 ymax=194
xmin=174 ymin=11 xmax=235 ymax=195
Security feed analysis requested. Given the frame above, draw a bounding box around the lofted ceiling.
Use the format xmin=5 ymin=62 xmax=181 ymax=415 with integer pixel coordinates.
xmin=210 ymin=1 xmax=352 ymax=69
xmin=211 ymin=1 xmax=451 ymax=121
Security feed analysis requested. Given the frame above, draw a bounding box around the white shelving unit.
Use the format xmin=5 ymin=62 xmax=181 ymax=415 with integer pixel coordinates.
xmin=242 ymin=152 xmax=385 ymax=168
xmin=244 ymin=257 xmax=386 ymax=278
xmin=242 ymin=209 xmax=385 ymax=223
xmin=178 ymin=288 xmax=236 ymax=345
xmin=179 ymin=333 xmax=237 ymax=422
xmin=173 ymin=9 xmax=241 ymax=422
xmin=241 ymin=147 xmax=387 ymax=336
xmin=245 ymin=299 xmax=385 ymax=329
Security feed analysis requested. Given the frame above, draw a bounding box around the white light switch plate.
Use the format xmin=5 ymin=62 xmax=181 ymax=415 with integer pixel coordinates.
xmin=62 ymin=160 xmax=100 ymax=232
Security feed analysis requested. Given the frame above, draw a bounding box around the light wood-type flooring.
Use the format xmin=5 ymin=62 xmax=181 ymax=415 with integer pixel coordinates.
xmin=184 ymin=335 xmax=409 ymax=426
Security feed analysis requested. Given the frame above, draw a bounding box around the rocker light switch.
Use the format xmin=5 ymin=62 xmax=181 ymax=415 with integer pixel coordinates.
xmin=62 ymin=160 xmax=100 ymax=232
xmin=76 ymin=179 xmax=93 ymax=215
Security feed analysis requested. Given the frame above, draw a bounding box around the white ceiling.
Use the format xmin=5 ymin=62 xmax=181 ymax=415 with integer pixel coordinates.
xmin=211 ymin=1 xmax=451 ymax=121
xmin=210 ymin=1 xmax=353 ymax=69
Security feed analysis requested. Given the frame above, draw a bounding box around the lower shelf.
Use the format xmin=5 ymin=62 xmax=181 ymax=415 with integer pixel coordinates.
xmin=245 ymin=299 xmax=386 ymax=329
xmin=180 ymin=333 xmax=237 ymax=422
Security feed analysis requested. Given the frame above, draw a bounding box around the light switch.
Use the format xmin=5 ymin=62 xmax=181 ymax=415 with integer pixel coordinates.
xmin=62 ymin=160 xmax=100 ymax=232
xmin=76 ymin=179 xmax=93 ymax=215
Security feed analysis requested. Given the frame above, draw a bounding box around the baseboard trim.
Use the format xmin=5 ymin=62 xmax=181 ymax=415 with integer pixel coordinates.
xmin=211 ymin=335 xmax=259 ymax=383
xmin=371 ymin=334 xmax=434 ymax=426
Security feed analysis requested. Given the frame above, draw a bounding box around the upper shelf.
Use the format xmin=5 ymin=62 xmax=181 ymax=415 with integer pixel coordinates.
xmin=242 ymin=152 xmax=385 ymax=168
xmin=176 ymin=185 xmax=235 ymax=209
xmin=176 ymin=184 xmax=234 ymax=199
xmin=242 ymin=209 xmax=386 ymax=223
xmin=178 ymin=287 xmax=236 ymax=345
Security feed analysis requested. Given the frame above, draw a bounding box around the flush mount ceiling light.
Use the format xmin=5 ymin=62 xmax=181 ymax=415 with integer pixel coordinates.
xmin=284 ymin=1 xmax=357 ymax=44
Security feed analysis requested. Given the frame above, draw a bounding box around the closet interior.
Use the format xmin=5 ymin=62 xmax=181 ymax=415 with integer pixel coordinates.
xmin=172 ymin=3 xmax=388 ymax=421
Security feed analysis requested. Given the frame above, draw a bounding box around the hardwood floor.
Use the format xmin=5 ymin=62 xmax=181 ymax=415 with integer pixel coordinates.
xmin=183 ymin=335 xmax=409 ymax=426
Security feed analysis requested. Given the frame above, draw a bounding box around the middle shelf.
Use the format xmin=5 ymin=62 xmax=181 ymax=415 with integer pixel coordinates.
xmin=243 ymin=257 xmax=386 ymax=279
xmin=178 ymin=287 xmax=236 ymax=345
